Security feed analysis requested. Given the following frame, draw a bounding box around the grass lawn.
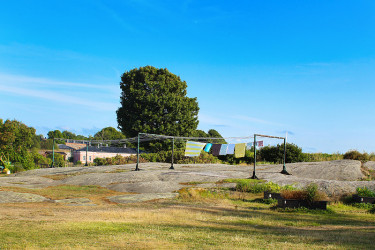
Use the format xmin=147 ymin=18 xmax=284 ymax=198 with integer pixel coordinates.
xmin=0 ymin=187 xmax=374 ymax=249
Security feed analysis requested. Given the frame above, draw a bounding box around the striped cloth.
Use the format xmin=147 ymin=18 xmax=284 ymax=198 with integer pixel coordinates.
xmin=235 ymin=143 xmax=246 ymax=158
xmin=211 ymin=144 xmax=221 ymax=156
xmin=204 ymin=143 xmax=212 ymax=153
xmin=219 ymin=144 xmax=228 ymax=155
xmin=227 ymin=144 xmax=235 ymax=154
xmin=185 ymin=141 xmax=206 ymax=157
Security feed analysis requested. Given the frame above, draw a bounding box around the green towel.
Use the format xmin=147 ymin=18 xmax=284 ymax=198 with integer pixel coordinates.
xmin=235 ymin=143 xmax=246 ymax=158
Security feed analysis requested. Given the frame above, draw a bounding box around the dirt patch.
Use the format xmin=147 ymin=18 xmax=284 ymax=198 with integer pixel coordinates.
xmin=0 ymin=191 xmax=49 ymax=203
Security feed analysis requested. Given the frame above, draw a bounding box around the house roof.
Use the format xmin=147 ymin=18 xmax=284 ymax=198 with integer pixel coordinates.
xmin=66 ymin=143 xmax=87 ymax=150
xmin=77 ymin=146 xmax=137 ymax=154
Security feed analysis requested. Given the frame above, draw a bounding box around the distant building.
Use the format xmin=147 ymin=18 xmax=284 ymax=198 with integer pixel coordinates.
xmin=73 ymin=146 xmax=137 ymax=163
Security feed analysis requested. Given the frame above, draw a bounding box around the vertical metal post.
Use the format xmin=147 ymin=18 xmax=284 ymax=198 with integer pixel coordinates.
xmin=251 ymin=134 xmax=258 ymax=179
xmin=135 ymin=133 xmax=140 ymax=171
xmin=51 ymin=138 xmax=55 ymax=168
xmin=85 ymin=142 xmax=88 ymax=166
xmin=170 ymin=137 xmax=175 ymax=169
xmin=280 ymin=137 xmax=290 ymax=175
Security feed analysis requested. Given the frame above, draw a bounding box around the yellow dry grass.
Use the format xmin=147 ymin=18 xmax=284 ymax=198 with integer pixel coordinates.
xmin=0 ymin=187 xmax=374 ymax=249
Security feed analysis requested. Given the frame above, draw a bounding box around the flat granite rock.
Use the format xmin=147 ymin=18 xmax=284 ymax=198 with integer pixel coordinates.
xmin=0 ymin=191 xmax=49 ymax=203
xmin=364 ymin=161 xmax=375 ymax=171
xmin=109 ymin=193 xmax=178 ymax=204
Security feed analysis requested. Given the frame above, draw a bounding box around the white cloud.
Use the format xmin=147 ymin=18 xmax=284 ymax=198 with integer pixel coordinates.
xmin=0 ymin=80 xmax=117 ymax=111
xmin=0 ymin=72 xmax=117 ymax=91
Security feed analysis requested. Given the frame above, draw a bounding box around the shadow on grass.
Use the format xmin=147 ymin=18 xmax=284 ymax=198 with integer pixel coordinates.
xmin=160 ymin=205 xmax=375 ymax=248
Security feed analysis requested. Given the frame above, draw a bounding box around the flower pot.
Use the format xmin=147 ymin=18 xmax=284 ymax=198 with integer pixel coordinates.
xmin=353 ymin=195 xmax=375 ymax=204
xmin=278 ymin=199 xmax=327 ymax=210
xmin=263 ymin=192 xmax=282 ymax=200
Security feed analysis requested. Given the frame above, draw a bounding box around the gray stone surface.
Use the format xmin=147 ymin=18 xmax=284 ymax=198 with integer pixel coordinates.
xmin=0 ymin=160 xmax=373 ymax=201
xmin=364 ymin=161 xmax=375 ymax=171
xmin=0 ymin=191 xmax=49 ymax=203
xmin=109 ymin=193 xmax=178 ymax=204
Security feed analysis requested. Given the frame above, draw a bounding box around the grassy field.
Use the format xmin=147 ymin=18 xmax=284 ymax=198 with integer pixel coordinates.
xmin=0 ymin=187 xmax=374 ymax=249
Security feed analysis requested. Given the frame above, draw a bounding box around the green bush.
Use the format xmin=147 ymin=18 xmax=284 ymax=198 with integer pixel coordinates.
xmin=356 ymin=187 xmax=375 ymax=197
xmin=343 ymin=150 xmax=369 ymax=162
xmin=141 ymin=150 xmax=221 ymax=164
xmin=259 ymin=143 xmax=304 ymax=163
xmin=75 ymin=160 xmax=82 ymax=165
xmin=233 ymin=180 xmax=294 ymax=194
xmin=7 ymin=162 xmax=25 ymax=173
xmin=93 ymin=155 xmax=147 ymax=166
xmin=47 ymin=153 xmax=65 ymax=168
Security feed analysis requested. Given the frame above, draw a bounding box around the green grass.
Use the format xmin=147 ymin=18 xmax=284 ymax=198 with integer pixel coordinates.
xmin=0 ymin=186 xmax=374 ymax=249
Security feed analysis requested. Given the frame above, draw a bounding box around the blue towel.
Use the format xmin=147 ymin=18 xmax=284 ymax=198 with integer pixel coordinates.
xmin=246 ymin=143 xmax=253 ymax=150
xmin=204 ymin=143 xmax=212 ymax=152
xmin=227 ymin=144 xmax=235 ymax=154
xmin=219 ymin=144 xmax=228 ymax=155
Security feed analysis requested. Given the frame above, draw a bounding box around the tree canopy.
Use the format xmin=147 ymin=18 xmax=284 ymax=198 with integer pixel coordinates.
xmin=0 ymin=119 xmax=37 ymax=169
xmin=94 ymin=127 xmax=125 ymax=140
xmin=117 ymin=66 xmax=199 ymax=137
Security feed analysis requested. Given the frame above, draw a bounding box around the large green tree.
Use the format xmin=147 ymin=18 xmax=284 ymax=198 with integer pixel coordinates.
xmin=94 ymin=127 xmax=125 ymax=140
xmin=0 ymin=119 xmax=36 ymax=169
xmin=117 ymin=66 xmax=199 ymax=137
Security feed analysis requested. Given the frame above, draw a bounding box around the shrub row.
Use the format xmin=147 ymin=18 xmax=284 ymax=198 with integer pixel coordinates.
xmin=93 ymin=155 xmax=147 ymax=166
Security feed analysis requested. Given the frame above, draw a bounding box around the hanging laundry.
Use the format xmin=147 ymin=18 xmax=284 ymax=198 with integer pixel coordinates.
xmin=246 ymin=142 xmax=253 ymax=150
xmin=227 ymin=144 xmax=235 ymax=154
xmin=204 ymin=143 xmax=212 ymax=153
xmin=235 ymin=143 xmax=246 ymax=158
xmin=219 ymin=144 xmax=228 ymax=155
xmin=211 ymin=144 xmax=221 ymax=156
xmin=185 ymin=141 xmax=206 ymax=157
xmin=257 ymin=141 xmax=264 ymax=147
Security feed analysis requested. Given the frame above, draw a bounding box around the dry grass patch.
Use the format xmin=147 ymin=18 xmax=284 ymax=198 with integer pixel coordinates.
xmin=0 ymin=186 xmax=374 ymax=249
xmin=42 ymin=172 xmax=88 ymax=180
xmin=0 ymin=185 xmax=127 ymax=204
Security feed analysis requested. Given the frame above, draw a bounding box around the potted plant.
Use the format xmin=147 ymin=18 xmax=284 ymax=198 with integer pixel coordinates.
xmin=353 ymin=187 xmax=375 ymax=204
xmin=278 ymin=184 xmax=328 ymax=209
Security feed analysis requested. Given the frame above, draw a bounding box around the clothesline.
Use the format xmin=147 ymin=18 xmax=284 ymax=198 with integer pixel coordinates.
xmin=184 ymin=140 xmax=264 ymax=158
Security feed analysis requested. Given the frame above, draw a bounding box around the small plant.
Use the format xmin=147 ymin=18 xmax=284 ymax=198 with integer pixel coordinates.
xmin=75 ymin=160 xmax=82 ymax=165
xmin=281 ymin=184 xmax=327 ymax=203
xmin=356 ymin=187 xmax=375 ymax=197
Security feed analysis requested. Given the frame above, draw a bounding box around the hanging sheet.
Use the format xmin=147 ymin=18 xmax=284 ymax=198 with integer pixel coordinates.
xmin=235 ymin=143 xmax=246 ymax=158
xmin=227 ymin=144 xmax=235 ymax=154
xmin=204 ymin=143 xmax=212 ymax=153
xmin=211 ymin=144 xmax=221 ymax=156
xmin=219 ymin=144 xmax=228 ymax=155
xmin=185 ymin=141 xmax=206 ymax=157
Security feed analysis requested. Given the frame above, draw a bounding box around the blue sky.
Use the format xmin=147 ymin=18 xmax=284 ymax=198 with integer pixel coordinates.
xmin=0 ymin=0 xmax=374 ymax=153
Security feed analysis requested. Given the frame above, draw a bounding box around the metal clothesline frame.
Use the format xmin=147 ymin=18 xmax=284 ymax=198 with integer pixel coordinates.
xmin=135 ymin=133 xmax=291 ymax=178
xmin=50 ymin=133 xmax=291 ymax=178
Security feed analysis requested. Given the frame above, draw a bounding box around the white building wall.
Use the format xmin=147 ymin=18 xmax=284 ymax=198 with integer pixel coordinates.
xmin=73 ymin=151 xmax=135 ymax=164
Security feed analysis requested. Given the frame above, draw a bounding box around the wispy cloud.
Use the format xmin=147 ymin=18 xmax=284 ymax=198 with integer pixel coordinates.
xmin=0 ymin=72 xmax=117 ymax=91
xmin=0 ymin=84 xmax=117 ymax=111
